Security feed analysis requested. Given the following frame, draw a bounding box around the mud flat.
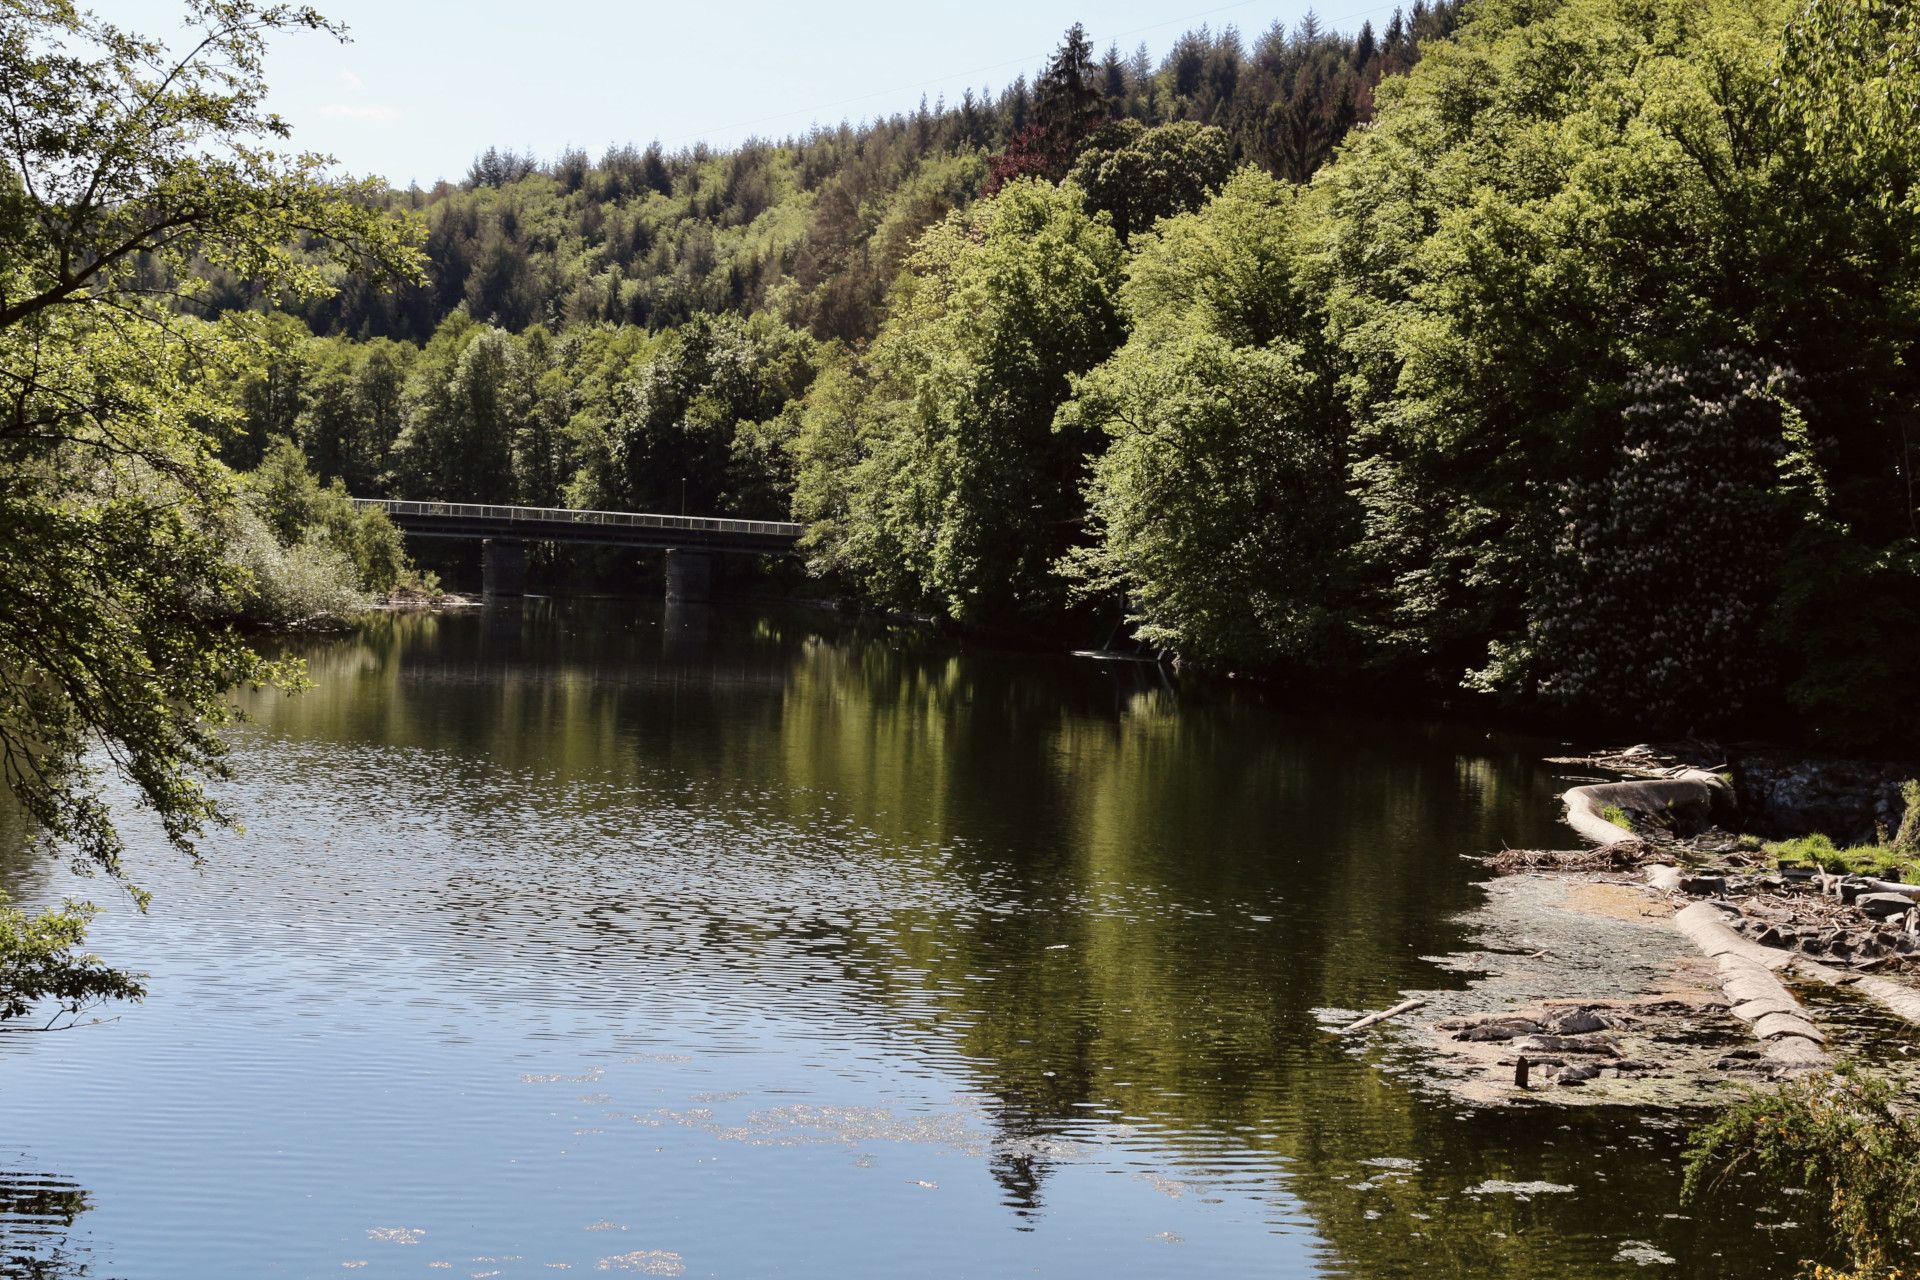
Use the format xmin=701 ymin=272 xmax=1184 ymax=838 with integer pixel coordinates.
xmin=1341 ymin=874 xmax=1762 ymax=1107
xmin=1332 ymin=763 xmax=1920 ymax=1108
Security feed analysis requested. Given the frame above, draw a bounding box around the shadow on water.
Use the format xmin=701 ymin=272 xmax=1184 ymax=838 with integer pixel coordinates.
xmin=0 ymin=1168 xmax=94 ymax=1278
xmin=0 ymin=598 xmax=1822 ymax=1277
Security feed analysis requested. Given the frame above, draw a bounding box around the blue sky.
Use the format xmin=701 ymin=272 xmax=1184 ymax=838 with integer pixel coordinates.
xmin=91 ymin=0 xmax=1389 ymax=187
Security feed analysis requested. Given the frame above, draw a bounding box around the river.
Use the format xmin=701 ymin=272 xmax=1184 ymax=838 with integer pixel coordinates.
xmin=0 ymin=599 xmax=1809 ymax=1277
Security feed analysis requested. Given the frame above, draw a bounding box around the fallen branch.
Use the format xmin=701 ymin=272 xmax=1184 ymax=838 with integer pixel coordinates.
xmin=1339 ymin=997 xmax=1426 ymax=1035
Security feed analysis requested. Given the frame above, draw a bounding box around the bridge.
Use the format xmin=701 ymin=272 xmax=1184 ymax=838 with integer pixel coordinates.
xmin=353 ymin=498 xmax=803 ymax=600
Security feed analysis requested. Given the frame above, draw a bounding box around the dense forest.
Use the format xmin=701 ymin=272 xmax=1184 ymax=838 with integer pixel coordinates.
xmin=216 ymin=0 xmax=1920 ymax=750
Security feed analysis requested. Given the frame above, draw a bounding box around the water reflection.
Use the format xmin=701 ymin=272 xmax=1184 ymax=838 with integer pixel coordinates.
xmin=0 ymin=1168 xmax=93 ymax=1279
xmin=0 ymin=600 xmax=1812 ymax=1277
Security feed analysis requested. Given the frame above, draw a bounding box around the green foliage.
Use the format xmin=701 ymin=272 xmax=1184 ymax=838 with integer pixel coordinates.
xmin=1254 ymin=0 xmax=1920 ymax=740
xmin=1059 ymin=168 xmax=1355 ymax=668
xmin=1469 ymin=354 xmax=1797 ymax=722
xmin=987 ymin=22 xmax=1111 ymax=192
xmin=792 ymin=181 xmax=1123 ymax=624
xmin=576 ymin=312 xmax=818 ymax=518
xmin=0 ymin=0 xmax=421 ymax=1032
xmin=226 ymin=509 xmax=369 ymax=626
xmin=1764 ymin=834 xmax=1909 ymax=878
xmin=238 ymin=15 xmax=1454 ymax=350
xmin=1067 ymin=120 xmax=1232 ymax=241
xmin=1685 ymin=1071 xmax=1920 ymax=1278
xmin=1896 ymin=781 xmax=1920 ymax=857
xmin=0 ymin=893 xmax=144 ymax=1028
xmin=1601 ymin=805 xmax=1634 ymax=832
xmin=1768 ymin=527 xmax=1920 ymax=750
xmin=1771 ymin=784 xmax=1920 ymax=874
xmin=54 ymin=0 xmax=1920 ymax=774
xmin=241 ymin=437 xmax=414 ymax=619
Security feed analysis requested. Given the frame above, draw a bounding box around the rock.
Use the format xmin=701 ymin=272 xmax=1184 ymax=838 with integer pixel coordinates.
xmin=1765 ymin=1036 xmax=1829 ymax=1072
xmin=1515 ymin=1034 xmax=1621 ymax=1057
xmin=1857 ymin=892 xmax=1915 ymax=919
xmin=1555 ymin=1064 xmax=1601 ymax=1086
xmin=1817 ymin=931 xmax=1856 ymax=959
xmin=1723 ymin=974 xmax=1787 ymax=1006
xmin=1735 ymin=754 xmax=1919 ymax=846
xmin=1681 ymin=874 xmax=1729 ymax=896
xmin=1730 ymin=997 xmax=1802 ymax=1022
xmin=1453 ymin=1019 xmax=1545 ymax=1042
xmin=1551 ymin=1009 xmax=1612 ymax=1035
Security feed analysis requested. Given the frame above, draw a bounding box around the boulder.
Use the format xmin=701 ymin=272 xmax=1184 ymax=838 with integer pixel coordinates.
xmin=1730 ymin=997 xmax=1803 ymax=1022
xmin=1551 ymin=1008 xmax=1613 ymax=1035
xmin=1765 ymin=1036 xmax=1829 ymax=1072
xmin=1565 ymin=772 xmax=1736 ymax=844
xmin=1753 ymin=1011 xmax=1824 ymax=1044
xmin=1857 ymin=892 xmax=1915 ymax=919
xmin=1734 ymin=754 xmax=1918 ymax=845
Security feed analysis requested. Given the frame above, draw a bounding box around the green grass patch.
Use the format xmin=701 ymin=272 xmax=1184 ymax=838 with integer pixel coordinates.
xmin=1765 ymin=833 xmax=1913 ymax=879
xmin=1600 ymin=803 xmax=1635 ymax=832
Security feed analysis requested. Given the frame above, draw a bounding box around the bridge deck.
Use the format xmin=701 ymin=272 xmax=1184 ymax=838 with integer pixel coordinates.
xmin=355 ymin=499 xmax=803 ymax=555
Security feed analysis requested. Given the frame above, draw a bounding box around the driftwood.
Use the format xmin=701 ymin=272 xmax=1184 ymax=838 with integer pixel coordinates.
xmin=1339 ymin=997 xmax=1426 ymax=1035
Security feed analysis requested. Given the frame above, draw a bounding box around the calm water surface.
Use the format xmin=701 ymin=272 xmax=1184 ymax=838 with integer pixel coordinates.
xmin=0 ymin=600 xmax=1809 ymax=1278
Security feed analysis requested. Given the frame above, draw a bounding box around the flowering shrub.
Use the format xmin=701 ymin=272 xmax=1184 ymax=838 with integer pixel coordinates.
xmin=1478 ymin=353 xmax=1794 ymax=727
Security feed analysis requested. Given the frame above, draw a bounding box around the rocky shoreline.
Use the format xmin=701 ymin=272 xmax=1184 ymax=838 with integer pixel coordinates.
xmin=1332 ymin=747 xmax=1920 ymax=1109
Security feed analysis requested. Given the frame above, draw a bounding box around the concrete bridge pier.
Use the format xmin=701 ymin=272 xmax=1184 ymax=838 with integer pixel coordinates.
xmin=481 ymin=538 xmax=527 ymax=597
xmin=664 ymin=548 xmax=712 ymax=603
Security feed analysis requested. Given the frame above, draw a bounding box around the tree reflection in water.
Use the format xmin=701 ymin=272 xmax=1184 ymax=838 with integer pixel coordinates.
xmin=0 ymin=600 xmax=1822 ymax=1277
xmin=0 ymin=1169 xmax=93 ymax=1279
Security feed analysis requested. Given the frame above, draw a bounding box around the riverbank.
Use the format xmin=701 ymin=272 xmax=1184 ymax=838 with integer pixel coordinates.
xmin=1335 ymin=746 xmax=1920 ymax=1110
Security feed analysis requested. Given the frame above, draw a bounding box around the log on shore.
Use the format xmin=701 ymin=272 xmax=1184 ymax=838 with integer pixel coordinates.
xmin=1339 ymin=997 xmax=1426 ymax=1035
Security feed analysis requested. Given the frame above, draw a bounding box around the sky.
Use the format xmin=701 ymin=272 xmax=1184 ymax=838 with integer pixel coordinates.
xmin=87 ymin=0 xmax=1393 ymax=188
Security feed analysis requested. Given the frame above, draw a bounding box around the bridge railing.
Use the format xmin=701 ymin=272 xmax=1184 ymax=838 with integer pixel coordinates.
xmin=353 ymin=498 xmax=802 ymax=539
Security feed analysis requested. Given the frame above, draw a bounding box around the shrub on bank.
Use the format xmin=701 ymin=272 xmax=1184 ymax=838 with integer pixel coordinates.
xmin=1685 ymin=1070 xmax=1920 ymax=1280
xmin=225 ymin=438 xmax=435 ymax=626
xmin=226 ymin=508 xmax=371 ymax=626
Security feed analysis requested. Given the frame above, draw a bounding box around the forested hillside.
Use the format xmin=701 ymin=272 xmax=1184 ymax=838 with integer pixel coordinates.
xmin=211 ymin=9 xmax=1460 ymax=512
xmin=224 ymin=0 xmax=1920 ymax=749
xmin=207 ymin=8 xmax=1457 ymax=347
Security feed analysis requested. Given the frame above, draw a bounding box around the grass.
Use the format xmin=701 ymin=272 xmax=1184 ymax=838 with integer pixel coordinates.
xmin=1601 ymin=803 xmax=1635 ymax=831
xmin=1765 ymin=833 xmax=1913 ymax=880
xmin=1757 ymin=778 xmax=1920 ymax=880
